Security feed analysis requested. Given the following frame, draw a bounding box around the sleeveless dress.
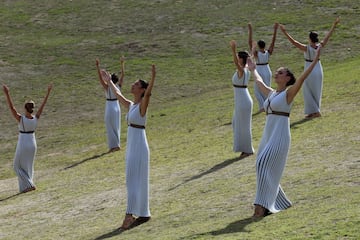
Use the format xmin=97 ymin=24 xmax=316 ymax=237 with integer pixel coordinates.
xmin=14 ymin=115 xmax=37 ymax=192
xmin=232 ymin=69 xmax=254 ymax=154
xmin=254 ymin=50 xmax=272 ymax=110
xmin=104 ymin=85 xmax=121 ymax=149
xmin=303 ymin=44 xmax=323 ymax=114
xmin=254 ymin=90 xmax=292 ymax=213
xmin=125 ymin=103 xmax=150 ymax=217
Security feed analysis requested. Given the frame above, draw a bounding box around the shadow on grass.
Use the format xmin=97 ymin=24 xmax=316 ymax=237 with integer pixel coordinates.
xmin=93 ymin=219 xmax=150 ymax=240
xmin=93 ymin=228 xmax=124 ymax=240
xmin=290 ymin=117 xmax=312 ymax=128
xmin=183 ymin=216 xmax=259 ymax=239
xmin=63 ymin=151 xmax=110 ymax=170
xmin=0 ymin=192 xmax=21 ymax=202
xmin=169 ymin=155 xmax=250 ymax=191
xmin=252 ymin=110 xmax=265 ymax=117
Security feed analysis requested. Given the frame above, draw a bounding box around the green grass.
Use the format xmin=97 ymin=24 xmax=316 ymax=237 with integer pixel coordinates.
xmin=0 ymin=1 xmax=359 ymax=239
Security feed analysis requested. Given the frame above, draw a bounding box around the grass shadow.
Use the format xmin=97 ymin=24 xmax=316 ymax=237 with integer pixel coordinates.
xmin=183 ymin=216 xmax=259 ymax=239
xmin=93 ymin=228 xmax=124 ymax=240
xmin=252 ymin=110 xmax=265 ymax=117
xmin=169 ymin=155 xmax=250 ymax=191
xmin=63 ymin=151 xmax=110 ymax=170
xmin=0 ymin=192 xmax=21 ymax=202
xmin=290 ymin=117 xmax=312 ymax=128
xmin=93 ymin=219 xmax=150 ymax=240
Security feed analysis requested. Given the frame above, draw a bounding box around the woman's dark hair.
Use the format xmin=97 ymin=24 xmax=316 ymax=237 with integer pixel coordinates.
xmin=309 ymin=31 xmax=319 ymax=43
xmin=111 ymin=73 xmax=119 ymax=84
xmin=25 ymin=101 xmax=34 ymax=114
xmin=237 ymin=51 xmax=249 ymax=66
xmin=139 ymin=79 xmax=149 ymax=98
xmin=284 ymin=68 xmax=296 ymax=86
xmin=257 ymin=40 xmax=266 ymax=49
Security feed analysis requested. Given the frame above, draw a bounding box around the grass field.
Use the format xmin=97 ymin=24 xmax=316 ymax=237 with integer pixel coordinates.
xmin=0 ymin=1 xmax=359 ymax=239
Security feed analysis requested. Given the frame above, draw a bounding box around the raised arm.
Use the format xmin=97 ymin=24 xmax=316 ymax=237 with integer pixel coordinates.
xmin=286 ymin=46 xmax=321 ymax=104
xmin=279 ymin=24 xmax=307 ymax=51
xmin=229 ymin=40 xmax=244 ymax=77
xmin=140 ymin=64 xmax=156 ymax=117
xmin=119 ymin=56 xmax=125 ymax=87
xmin=321 ymin=17 xmax=340 ymax=48
xmin=96 ymin=59 xmax=108 ymax=90
xmin=36 ymin=84 xmax=53 ymax=119
xmin=268 ymin=22 xmax=279 ymax=54
xmin=248 ymin=23 xmax=255 ymax=55
xmin=247 ymin=57 xmax=273 ymax=97
xmin=106 ymin=71 xmax=131 ymax=109
xmin=2 ymin=84 xmax=21 ymax=122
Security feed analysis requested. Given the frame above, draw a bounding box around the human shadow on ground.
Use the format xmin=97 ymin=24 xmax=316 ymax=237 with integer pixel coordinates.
xmin=182 ymin=216 xmax=260 ymax=239
xmin=252 ymin=110 xmax=265 ymax=117
xmin=63 ymin=151 xmax=110 ymax=170
xmin=0 ymin=192 xmax=21 ymax=202
xmin=169 ymin=155 xmax=250 ymax=191
xmin=93 ymin=219 xmax=150 ymax=240
xmin=290 ymin=117 xmax=312 ymax=129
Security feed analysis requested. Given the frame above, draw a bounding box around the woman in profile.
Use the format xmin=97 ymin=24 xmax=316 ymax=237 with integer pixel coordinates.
xmin=247 ymin=45 xmax=321 ymax=218
xmin=106 ymin=64 xmax=156 ymax=230
xmin=3 ymin=83 xmax=53 ymax=193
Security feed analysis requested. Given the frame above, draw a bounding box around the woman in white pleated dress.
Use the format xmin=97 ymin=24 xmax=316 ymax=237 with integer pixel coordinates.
xmin=279 ymin=17 xmax=340 ymax=119
xmin=248 ymin=22 xmax=279 ymax=112
xmin=247 ymin=45 xmax=321 ymax=218
xmin=3 ymin=84 xmax=53 ymax=193
xmin=96 ymin=57 xmax=125 ymax=152
xmin=107 ymin=64 xmax=156 ymax=230
xmin=229 ymin=40 xmax=254 ymax=158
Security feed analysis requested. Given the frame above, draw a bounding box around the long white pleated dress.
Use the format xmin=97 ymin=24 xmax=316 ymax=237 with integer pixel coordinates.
xmin=254 ymin=90 xmax=292 ymax=213
xmin=254 ymin=50 xmax=272 ymax=110
xmin=14 ymin=115 xmax=37 ymax=192
xmin=104 ymin=85 xmax=121 ymax=149
xmin=303 ymin=44 xmax=323 ymax=115
xmin=125 ymin=103 xmax=150 ymax=217
xmin=232 ymin=69 xmax=254 ymax=154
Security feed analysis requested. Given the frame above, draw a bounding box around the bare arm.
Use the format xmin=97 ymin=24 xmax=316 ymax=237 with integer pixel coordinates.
xmin=229 ymin=40 xmax=244 ymax=78
xmin=286 ymin=46 xmax=321 ymax=104
xmin=2 ymin=84 xmax=21 ymax=122
xmin=106 ymin=71 xmax=131 ymax=109
xmin=247 ymin=57 xmax=273 ymax=96
xmin=36 ymin=84 xmax=53 ymax=119
xmin=119 ymin=56 xmax=125 ymax=87
xmin=140 ymin=64 xmax=156 ymax=117
xmin=279 ymin=24 xmax=307 ymax=51
xmin=268 ymin=22 xmax=279 ymax=54
xmin=321 ymin=17 xmax=340 ymax=48
xmin=96 ymin=59 xmax=108 ymax=90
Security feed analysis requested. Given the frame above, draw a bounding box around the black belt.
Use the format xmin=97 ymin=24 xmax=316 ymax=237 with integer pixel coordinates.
xmin=256 ymin=63 xmax=268 ymax=65
xmin=305 ymin=59 xmax=320 ymax=62
xmin=129 ymin=123 xmax=145 ymax=129
xmin=266 ymin=111 xmax=290 ymax=117
xmin=19 ymin=131 xmax=35 ymax=134
xmin=233 ymin=84 xmax=247 ymax=88
xmin=106 ymin=98 xmax=117 ymax=101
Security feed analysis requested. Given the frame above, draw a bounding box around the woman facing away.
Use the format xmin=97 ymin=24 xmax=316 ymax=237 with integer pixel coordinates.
xmin=106 ymin=64 xmax=156 ymax=230
xmin=3 ymin=83 xmax=53 ymax=193
xmin=229 ymin=40 xmax=254 ymax=158
xmin=279 ymin=17 xmax=340 ymax=119
xmin=248 ymin=22 xmax=279 ymax=112
xmin=96 ymin=57 xmax=125 ymax=152
xmin=247 ymin=45 xmax=321 ymax=218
